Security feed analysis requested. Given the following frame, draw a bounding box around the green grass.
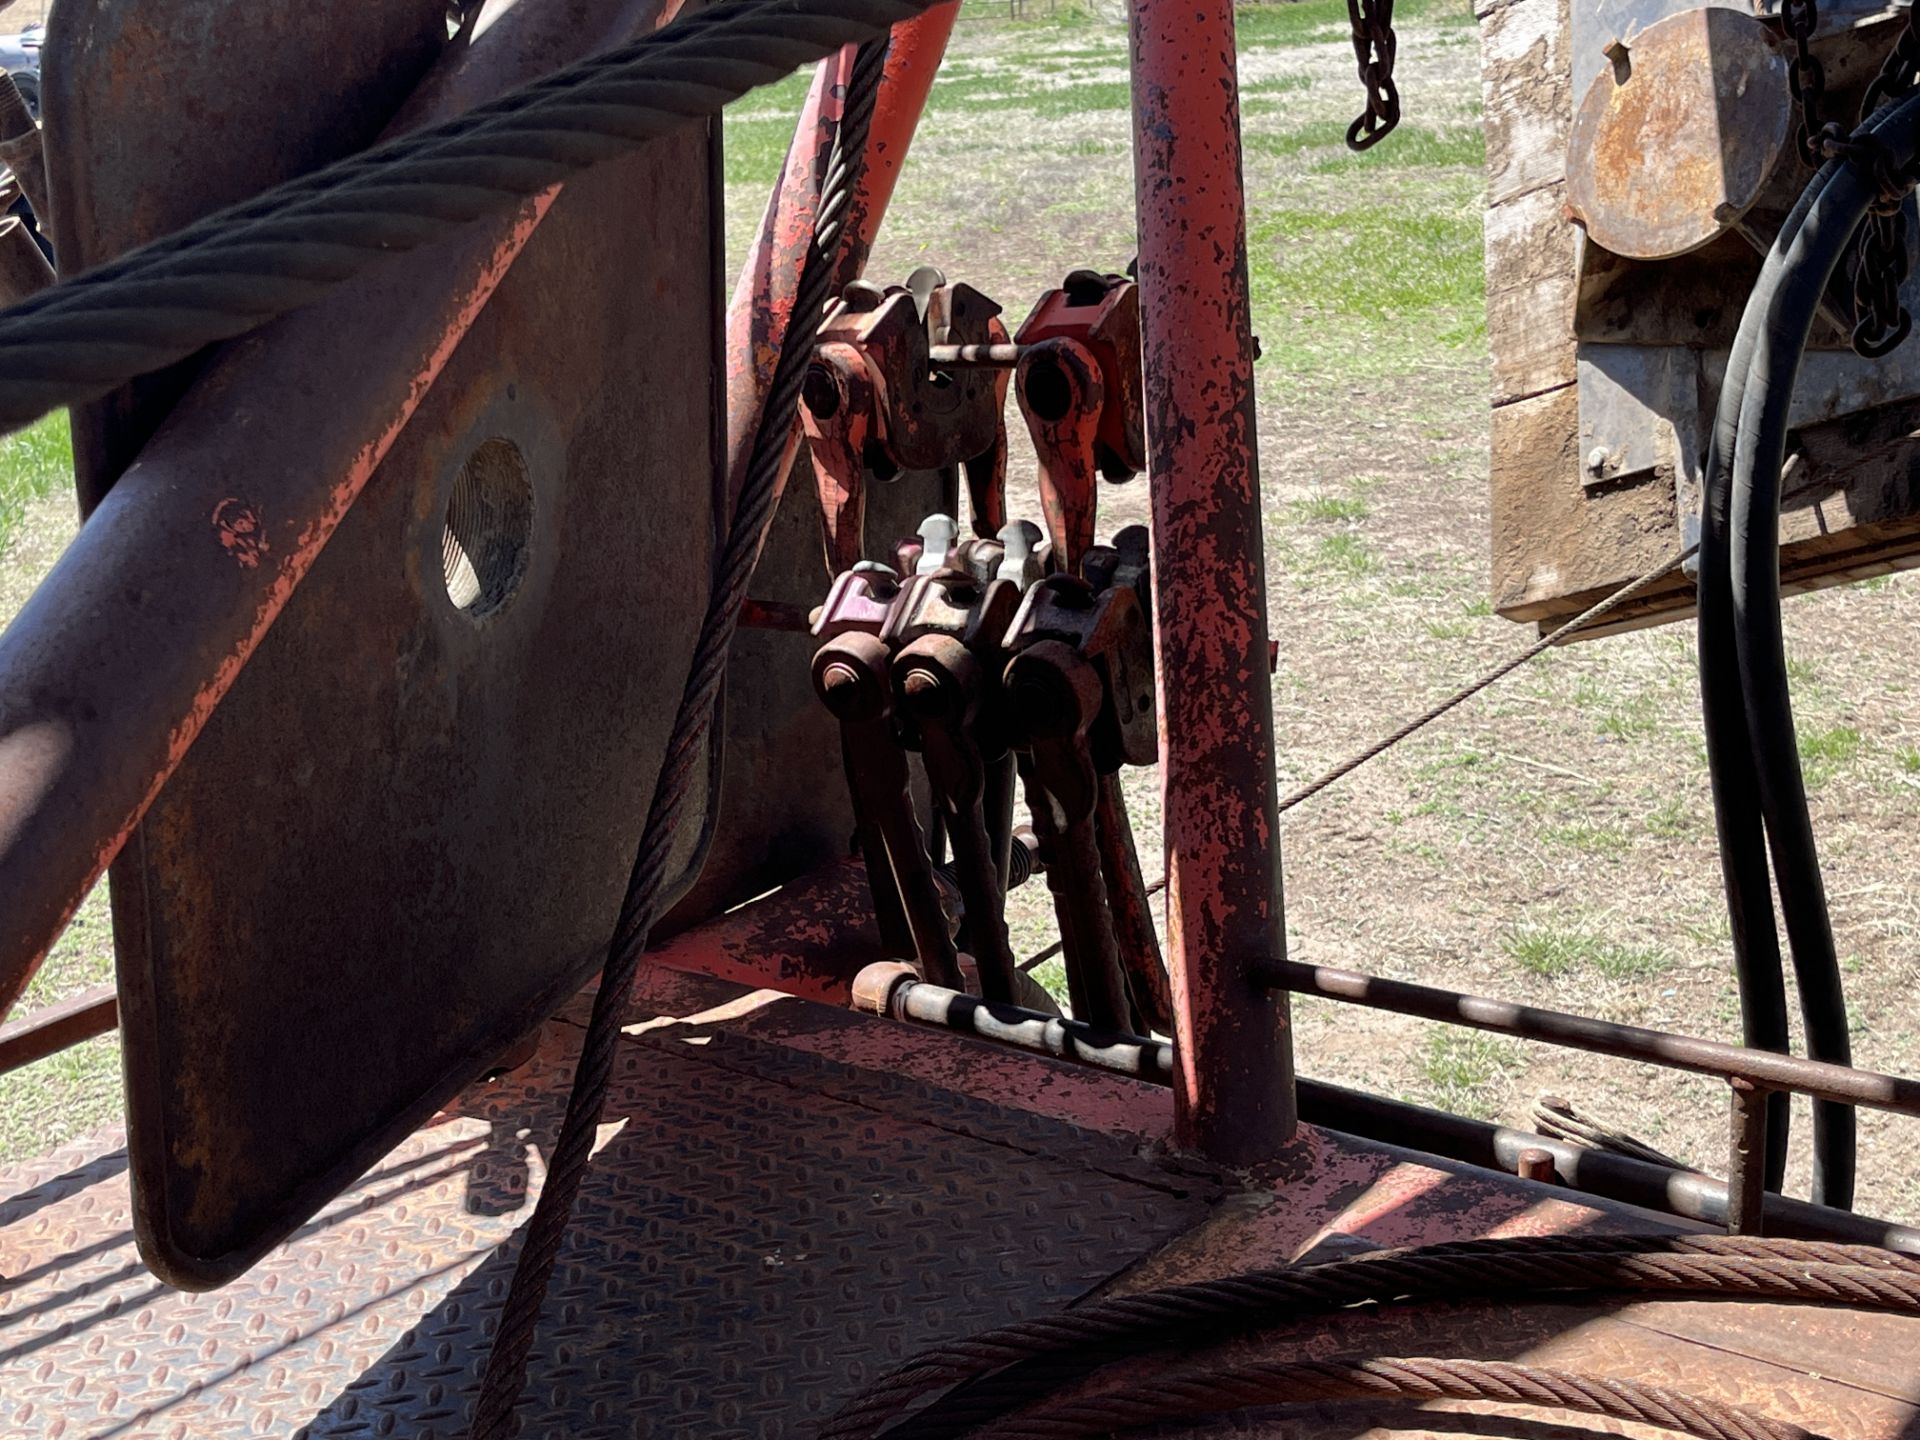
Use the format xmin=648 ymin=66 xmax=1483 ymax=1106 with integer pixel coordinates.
xmin=1898 ymin=746 xmax=1920 ymax=773
xmin=1246 ymin=199 xmax=1485 ymax=379
xmin=0 ymin=884 xmax=120 ymax=1164
xmin=1798 ymin=724 xmax=1862 ymax=787
xmin=1644 ymin=798 xmax=1691 ymax=839
xmin=1235 ymin=0 xmax=1473 ymax=49
xmin=1415 ymin=1031 xmax=1524 ymax=1122
xmin=1291 ymin=494 xmax=1370 ymax=523
xmin=1238 ymin=122 xmax=1483 ymax=173
xmin=1503 ymin=926 xmax=1671 ymax=980
xmin=1543 ymin=822 xmax=1629 ymax=857
xmin=0 ymin=413 xmax=73 ymax=560
xmin=1314 ymin=531 xmax=1379 ymax=576
xmin=1314 ymin=127 xmax=1484 ymax=174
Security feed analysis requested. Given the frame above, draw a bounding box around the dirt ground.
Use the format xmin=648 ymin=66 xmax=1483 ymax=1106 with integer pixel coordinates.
xmin=3 ymin=0 xmax=1919 ymax=1227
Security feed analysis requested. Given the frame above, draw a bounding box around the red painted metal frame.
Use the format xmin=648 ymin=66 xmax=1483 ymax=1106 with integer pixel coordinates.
xmin=0 ymin=3 xmax=956 ymax=1023
xmin=1131 ymin=0 xmax=1295 ymax=1164
xmin=0 ymin=59 xmax=562 ymax=1018
xmin=722 ymin=3 xmax=960 ymax=521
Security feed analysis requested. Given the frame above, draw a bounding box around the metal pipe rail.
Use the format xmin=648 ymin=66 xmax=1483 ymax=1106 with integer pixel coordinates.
xmin=857 ymin=962 xmax=1920 ymax=1244
xmin=1256 ymin=958 xmax=1920 ymax=1113
xmin=1257 ymin=956 xmax=1920 ymax=1233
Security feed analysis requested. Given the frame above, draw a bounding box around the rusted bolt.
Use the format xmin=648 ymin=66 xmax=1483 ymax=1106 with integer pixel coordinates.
xmin=819 ymin=661 xmax=862 ymax=696
xmin=851 ymin=961 xmax=919 ymax=1016
xmin=900 ymin=666 xmax=948 ymax=716
xmin=1516 ymin=1147 xmax=1557 ymax=1183
xmin=802 ymin=362 xmax=841 ymax=419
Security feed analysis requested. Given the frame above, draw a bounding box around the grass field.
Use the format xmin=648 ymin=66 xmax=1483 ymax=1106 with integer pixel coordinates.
xmin=4 ymin=0 xmax=1920 ymax=1225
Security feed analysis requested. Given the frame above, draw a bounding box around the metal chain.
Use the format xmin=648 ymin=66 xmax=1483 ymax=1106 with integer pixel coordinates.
xmin=1344 ymin=0 xmax=1400 ymax=150
xmin=463 ymin=35 xmax=893 ymax=1440
xmin=1840 ymin=6 xmax=1920 ymax=358
xmin=1847 ymin=137 xmax=1915 ymax=357
xmin=1783 ymin=0 xmax=1827 ymax=166
xmin=1863 ymin=0 xmax=1920 ymax=119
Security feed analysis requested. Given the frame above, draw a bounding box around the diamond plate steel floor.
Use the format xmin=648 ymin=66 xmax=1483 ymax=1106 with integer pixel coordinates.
xmin=0 ymin=1020 xmax=1212 ymax=1438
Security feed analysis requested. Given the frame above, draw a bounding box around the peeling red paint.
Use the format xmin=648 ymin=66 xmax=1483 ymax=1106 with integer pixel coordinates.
xmin=1130 ymin=0 xmax=1292 ymax=1165
xmin=211 ymin=499 xmax=269 ymax=570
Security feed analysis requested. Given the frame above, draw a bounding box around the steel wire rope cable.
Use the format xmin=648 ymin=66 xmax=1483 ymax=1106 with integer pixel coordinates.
xmin=1698 ymin=147 xmax=1849 ymax=1197
xmin=464 ymin=35 xmax=893 ymax=1440
xmin=817 ymin=1235 xmax=1920 ymax=1440
xmin=0 ymin=0 xmax=935 ymax=439
xmin=985 ymin=1356 xmax=1818 ymax=1440
xmin=1718 ymin=101 xmax=1920 ymax=1210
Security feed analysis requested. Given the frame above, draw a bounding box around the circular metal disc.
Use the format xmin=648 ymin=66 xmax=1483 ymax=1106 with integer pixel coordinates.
xmin=1567 ymin=6 xmax=1792 ymax=261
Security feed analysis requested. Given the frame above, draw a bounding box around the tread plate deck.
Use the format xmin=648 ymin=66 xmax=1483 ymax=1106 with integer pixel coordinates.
xmin=0 ymin=1015 xmax=1210 ymax=1438
xmin=7 ymin=977 xmax=1920 ymax=1440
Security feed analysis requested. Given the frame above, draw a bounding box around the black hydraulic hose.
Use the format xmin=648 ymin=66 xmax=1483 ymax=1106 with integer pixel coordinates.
xmin=1719 ymin=101 xmax=1920 ymax=1207
xmin=1696 ymin=154 xmax=1843 ymax=1193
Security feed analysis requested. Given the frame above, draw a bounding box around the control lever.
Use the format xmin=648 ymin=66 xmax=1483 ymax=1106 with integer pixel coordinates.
xmin=889 ymin=560 xmax=1025 ymax=899
xmin=1005 ymin=575 xmax=1173 ymax=1034
xmin=813 ymin=566 xmax=915 ymax=959
xmin=1003 ymin=639 xmax=1131 ymax=1031
xmin=812 ymin=632 xmax=967 ymax=991
xmin=895 ymin=636 xmax=1022 ymax=1004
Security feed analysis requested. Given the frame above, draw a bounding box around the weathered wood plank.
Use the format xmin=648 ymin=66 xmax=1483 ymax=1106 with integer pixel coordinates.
xmin=1485 ymin=181 xmax=1577 ymax=405
xmin=1489 ymin=382 xmax=1682 ymax=620
xmin=1479 ymin=0 xmax=1569 ymax=206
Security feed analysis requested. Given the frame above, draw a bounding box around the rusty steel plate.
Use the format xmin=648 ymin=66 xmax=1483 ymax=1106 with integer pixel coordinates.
xmin=46 ymin=2 xmax=740 ymax=1288
xmin=1567 ymin=6 xmax=1791 ymax=261
xmin=0 ymin=1023 xmax=1211 ymax=1437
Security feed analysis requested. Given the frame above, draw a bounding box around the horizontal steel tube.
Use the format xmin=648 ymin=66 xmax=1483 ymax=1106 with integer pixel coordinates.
xmin=1295 ymin=1080 xmax=1920 ymax=1254
xmin=928 ymin=343 xmax=1022 ymax=369
xmin=882 ymin=974 xmax=1174 ymax=1082
xmin=1260 ymin=958 xmax=1920 ymax=1115
xmin=0 ymin=983 xmax=116 ymax=1074
xmin=868 ymin=974 xmax=1920 ymax=1251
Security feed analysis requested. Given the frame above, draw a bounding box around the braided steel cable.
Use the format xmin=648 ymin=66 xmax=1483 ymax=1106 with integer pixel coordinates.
xmin=821 ymin=1235 xmax=1920 ymax=1440
xmin=0 ymin=0 xmax=929 ymax=438
xmin=463 ymin=35 xmax=892 ymax=1440
xmin=989 ymin=1355 xmax=1818 ymax=1440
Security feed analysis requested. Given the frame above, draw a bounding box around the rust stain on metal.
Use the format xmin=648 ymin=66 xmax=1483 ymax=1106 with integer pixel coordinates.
xmin=1130 ymin=0 xmax=1292 ymax=1166
xmin=210 ymin=498 xmax=269 ymax=570
xmin=1566 ymin=6 xmax=1790 ymax=261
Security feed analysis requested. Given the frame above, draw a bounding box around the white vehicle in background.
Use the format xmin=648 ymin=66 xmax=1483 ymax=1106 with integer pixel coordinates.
xmin=0 ymin=22 xmax=39 ymax=117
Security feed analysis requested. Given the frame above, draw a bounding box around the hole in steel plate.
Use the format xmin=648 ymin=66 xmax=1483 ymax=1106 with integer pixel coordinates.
xmin=441 ymin=437 xmax=533 ymax=618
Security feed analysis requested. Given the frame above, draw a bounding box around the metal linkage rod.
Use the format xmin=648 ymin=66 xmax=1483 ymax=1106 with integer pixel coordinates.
xmin=0 ymin=0 xmax=934 ymax=438
xmin=1259 ymin=957 xmax=1920 ymax=1115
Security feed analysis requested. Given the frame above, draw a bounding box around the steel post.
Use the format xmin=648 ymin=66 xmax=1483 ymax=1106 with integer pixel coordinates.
xmin=1130 ymin=0 xmax=1293 ymax=1163
xmin=1727 ymin=1078 xmax=1768 ymax=1235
